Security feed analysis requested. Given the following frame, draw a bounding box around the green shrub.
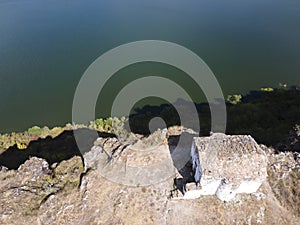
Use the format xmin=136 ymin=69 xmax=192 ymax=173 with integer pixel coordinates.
xmin=226 ymin=94 xmax=242 ymax=105
xmin=27 ymin=126 xmax=43 ymax=136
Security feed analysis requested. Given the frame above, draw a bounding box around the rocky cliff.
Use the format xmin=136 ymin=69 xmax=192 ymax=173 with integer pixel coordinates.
xmin=0 ymin=127 xmax=299 ymax=224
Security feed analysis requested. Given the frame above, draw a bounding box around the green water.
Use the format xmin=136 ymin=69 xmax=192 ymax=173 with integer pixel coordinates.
xmin=0 ymin=0 xmax=299 ymax=133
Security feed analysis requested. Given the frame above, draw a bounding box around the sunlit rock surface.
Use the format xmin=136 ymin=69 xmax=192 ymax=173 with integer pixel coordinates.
xmin=0 ymin=156 xmax=83 ymax=223
xmin=191 ymin=133 xmax=268 ymax=201
xmin=0 ymin=129 xmax=299 ymax=224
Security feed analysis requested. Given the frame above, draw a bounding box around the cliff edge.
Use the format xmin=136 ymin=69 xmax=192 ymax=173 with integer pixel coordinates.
xmin=0 ymin=128 xmax=299 ymax=224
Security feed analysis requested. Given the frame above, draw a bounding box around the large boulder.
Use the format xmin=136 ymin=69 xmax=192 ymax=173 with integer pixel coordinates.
xmin=85 ymin=129 xmax=175 ymax=186
xmin=0 ymin=156 xmax=83 ymax=221
xmin=192 ymin=133 xmax=268 ymax=201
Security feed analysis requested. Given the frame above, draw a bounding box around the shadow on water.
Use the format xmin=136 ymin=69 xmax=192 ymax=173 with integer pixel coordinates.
xmin=129 ymin=88 xmax=300 ymax=148
xmin=1 ymin=88 xmax=299 ymax=170
xmin=129 ymin=99 xmax=212 ymax=136
xmin=0 ymin=128 xmax=115 ymax=170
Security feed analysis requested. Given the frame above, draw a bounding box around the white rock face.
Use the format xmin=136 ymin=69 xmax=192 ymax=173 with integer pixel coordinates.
xmin=236 ymin=180 xmax=263 ymax=194
xmin=184 ymin=133 xmax=268 ymax=201
xmin=198 ymin=178 xmax=222 ymax=195
xmin=215 ymin=178 xmax=236 ymax=202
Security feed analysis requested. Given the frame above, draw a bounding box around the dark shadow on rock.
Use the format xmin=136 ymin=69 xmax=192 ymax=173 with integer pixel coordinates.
xmin=0 ymin=128 xmax=116 ymax=170
xmin=168 ymin=133 xmax=199 ymax=195
xmin=173 ymin=178 xmax=186 ymax=196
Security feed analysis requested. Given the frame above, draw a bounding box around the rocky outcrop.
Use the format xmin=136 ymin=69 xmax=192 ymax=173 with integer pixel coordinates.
xmin=0 ymin=156 xmax=83 ymax=223
xmin=85 ymin=128 xmax=175 ymax=186
xmin=189 ymin=133 xmax=268 ymax=201
xmin=0 ymin=129 xmax=299 ymax=224
xmin=267 ymin=150 xmax=300 ymax=216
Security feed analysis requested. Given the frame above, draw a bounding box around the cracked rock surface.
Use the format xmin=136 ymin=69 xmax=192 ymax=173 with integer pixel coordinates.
xmin=0 ymin=156 xmax=83 ymax=223
xmin=0 ymin=130 xmax=299 ymax=224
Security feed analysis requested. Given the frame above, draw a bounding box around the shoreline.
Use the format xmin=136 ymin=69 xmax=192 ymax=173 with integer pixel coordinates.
xmin=0 ymin=86 xmax=299 ymax=154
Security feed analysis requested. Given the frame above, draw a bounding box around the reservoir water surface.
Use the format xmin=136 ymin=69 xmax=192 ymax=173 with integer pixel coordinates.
xmin=0 ymin=0 xmax=299 ymax=132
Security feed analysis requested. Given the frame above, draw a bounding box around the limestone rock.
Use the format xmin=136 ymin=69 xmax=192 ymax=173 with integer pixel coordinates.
xmin=267 ymin=151 xmax=300 ymax=216
xmin=0 ymin=156 xmax=83 ymax=221
xmin=0 ymin=129 xmax=299 ymax=224
xmin=84 ymin=130 xmax=175 ymax=186
xmin=193 ymin=133 xmax=268 ymax=201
